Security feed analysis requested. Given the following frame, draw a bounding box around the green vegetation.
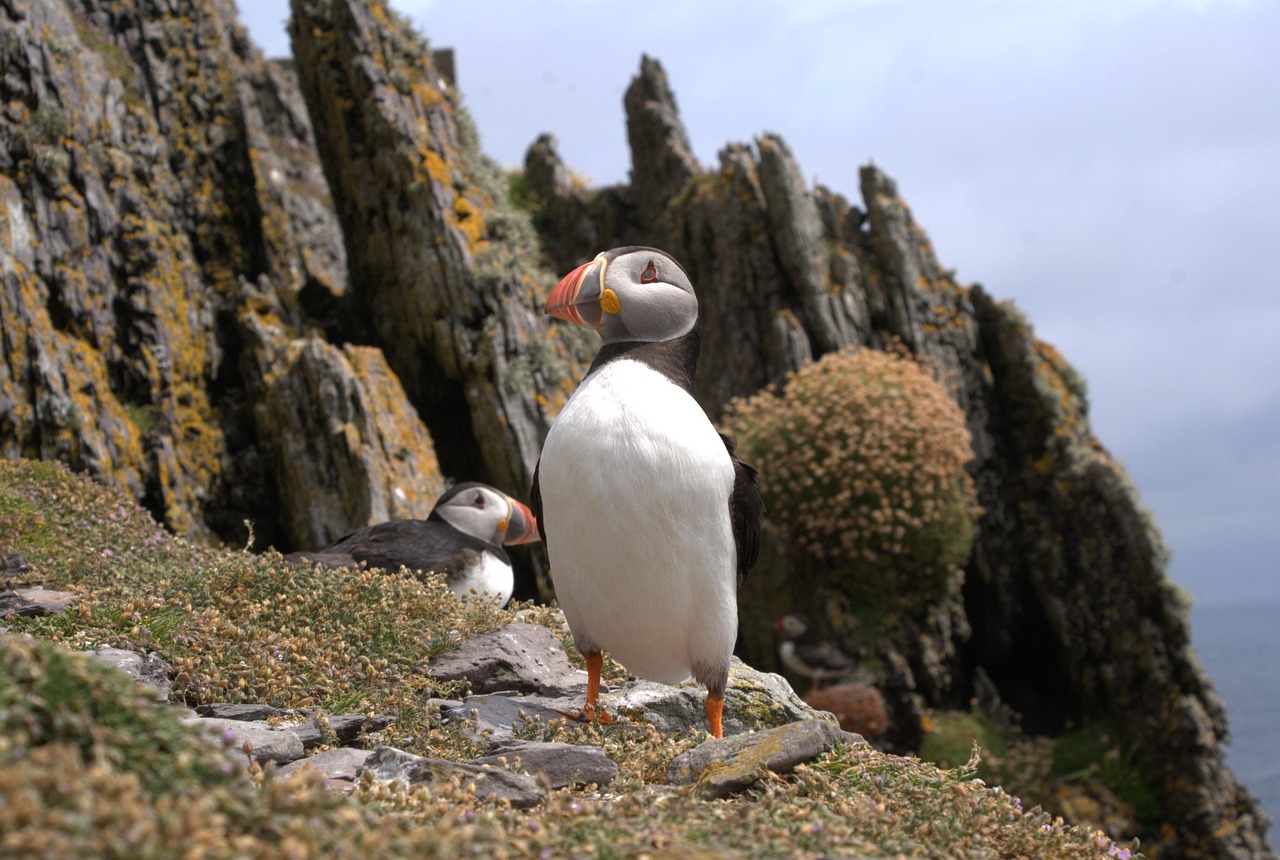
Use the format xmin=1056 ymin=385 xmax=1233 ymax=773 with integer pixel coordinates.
xmin=1052 ymin=721 xmax=1162 ymax=826
xmin=0 ymin=458 xmax=1139 ymax=857
xmin=722 ymin=347 xmax=981 ymax=614
xmin=919 ymin=711 xmax=1007 ymax=774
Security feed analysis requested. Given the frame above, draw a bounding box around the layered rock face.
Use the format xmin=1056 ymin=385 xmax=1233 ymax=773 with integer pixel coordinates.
xmin=1 ymin=0 xmax=437 ymax=552
xmin=1 ymin=2 xmax=1269 ymax=857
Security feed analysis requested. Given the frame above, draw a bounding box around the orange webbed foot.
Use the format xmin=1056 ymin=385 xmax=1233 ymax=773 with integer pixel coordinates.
xmin=551 ymin=705 xmax=613 ymax=725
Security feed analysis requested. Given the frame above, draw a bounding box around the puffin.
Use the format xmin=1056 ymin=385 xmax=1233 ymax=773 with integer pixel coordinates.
xmin=286 ymin=482 xmax=539 ymax=607
xmin=532 ymin=246 xmax=763 ymax=738
xmin=774 ymin=614 xmax=858 ymax=691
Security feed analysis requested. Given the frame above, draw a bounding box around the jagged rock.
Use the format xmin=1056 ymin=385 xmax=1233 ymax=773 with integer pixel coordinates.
xmin=289 ymin=0 xmax=588 ymax=503
xmin=190 ymin=716 xmax=306 ymax=764
xmin=239 ymin=320 xmax=445 ymax=549
xmin=471 ymin=739 xmax=618 ymax=789
xmin=668 ymin=719 xmax=863 ymax=799
xmin=85 ymin=647 xmax=173 ymax=701
xmin=624 ymin=54 xmax=701 ymax=229
xmin=0 ymin=0 xmax=350 ymax=549
xmin=0 ymin=587 xmax=79 ymax=618
xmin=276 ymin=747 xmax=374 ymax=782
xmin=360 ymin=746 xmax=545 ymax=808
xmin=426 ymin=622 xmax=581 ymax=696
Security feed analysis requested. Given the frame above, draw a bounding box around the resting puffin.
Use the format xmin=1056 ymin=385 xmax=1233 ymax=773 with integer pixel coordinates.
xmin=286 ymin=482 xmax=538 ymax=607
xmin=532 ymin=246 xmax=763 ymax=738
xmin=774 ymin=614 xmax=857 ymax=691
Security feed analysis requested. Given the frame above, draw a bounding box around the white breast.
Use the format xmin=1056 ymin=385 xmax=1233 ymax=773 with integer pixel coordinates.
xmin=450 ymin=552 xmax=514 ymax=608
xmin=538 ymin=359 xmax=738 ymax=685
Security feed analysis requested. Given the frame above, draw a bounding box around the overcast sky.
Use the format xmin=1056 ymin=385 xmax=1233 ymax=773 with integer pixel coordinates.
xmin=242 ymin=0 xmax=1279 ymax=608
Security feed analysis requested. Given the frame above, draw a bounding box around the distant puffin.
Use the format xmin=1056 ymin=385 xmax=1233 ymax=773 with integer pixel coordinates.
xmin=532 ymin=246 xmax=763 ymax=738
xmin=774 ymin=614 xmax=857 ymax=691
xmin=286 ymin=482 xmax=538 ymax=607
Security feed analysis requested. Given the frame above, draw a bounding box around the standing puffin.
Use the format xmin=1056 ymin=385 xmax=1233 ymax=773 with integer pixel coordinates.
xmin=286 ymin=482 xmax=538 ymax=607
xmin=532 ymin=246 xmax=763 ymax=738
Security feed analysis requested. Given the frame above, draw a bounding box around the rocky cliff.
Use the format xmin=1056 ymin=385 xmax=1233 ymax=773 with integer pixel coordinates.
xmin=0 ymin=1 xmax=1269 ymax=857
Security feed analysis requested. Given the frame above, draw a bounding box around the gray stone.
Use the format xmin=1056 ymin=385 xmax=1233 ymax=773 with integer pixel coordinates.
xmin=439 ymin=658 xmax=829 ymax=741
xmin=249 ymin=336 xmax=445 ymax=550
xmin=608 ymin=659 xmax=826 ymax=736
xmin=668 ymin=719 xmax=863 ymax=799
xmin=276 ymin=747 xmax=374 ymax=781
xmin=195 ymin=702 xmax=285 ymax=721
xmin=440 ymin=692 xmax=583 ymax=741
xmin=471 ymin=740 xmax=617 ymax=789
xmin=427 ymin=623 xmax=582 ymax=696
xmin=360 ymin=746 xmax=544 ymax=808
xmin=0 ymin=587 xmax=79 ymax=618
xmin=1 ymin=552 xmax=30 ymax=574
xmin=285 ymin=713 xmax=396 ymax=749
xmin=84 ymin=647 xmax=173 ymax=701
xmin=190 ymin=716 xmax=306 ymax=764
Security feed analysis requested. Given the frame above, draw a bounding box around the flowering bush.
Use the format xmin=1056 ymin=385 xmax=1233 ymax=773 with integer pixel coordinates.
xmin=722 ymin=347 xmax=980 ymax=611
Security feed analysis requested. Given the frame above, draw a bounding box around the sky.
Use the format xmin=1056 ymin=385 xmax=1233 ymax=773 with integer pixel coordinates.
xmin=240 ymin=0 xmax=1280 ymax=608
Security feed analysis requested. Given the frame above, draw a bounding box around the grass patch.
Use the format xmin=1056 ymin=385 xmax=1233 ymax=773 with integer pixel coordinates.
xmin=0 ymin=458 xmax=1143 ymax=858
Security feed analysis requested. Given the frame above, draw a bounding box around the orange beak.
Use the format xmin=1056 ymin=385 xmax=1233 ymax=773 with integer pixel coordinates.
xmin=546 ymin=257 xmax=605 ymax=329
xmin=503 ymin=498 xmax=540 ymax=546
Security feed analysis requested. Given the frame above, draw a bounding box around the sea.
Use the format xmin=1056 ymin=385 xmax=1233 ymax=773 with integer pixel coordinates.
xmin=1190 ymin=597 xmax=1280 ymax=831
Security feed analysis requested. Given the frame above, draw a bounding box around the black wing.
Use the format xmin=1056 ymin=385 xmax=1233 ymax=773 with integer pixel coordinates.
xmin=721 ymin=433 xmax=763 ymax=586
xmin=296 ymin=519 xmax=496 ymax=576
xmin=529 ymin=459 xmax=547 ymax=543
xmin=796 ymin=637 xmax=857 ymax=674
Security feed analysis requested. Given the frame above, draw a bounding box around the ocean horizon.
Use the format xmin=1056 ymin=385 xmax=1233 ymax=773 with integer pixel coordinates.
xmin=1190 ymin=595 xmax=1280 ymax=833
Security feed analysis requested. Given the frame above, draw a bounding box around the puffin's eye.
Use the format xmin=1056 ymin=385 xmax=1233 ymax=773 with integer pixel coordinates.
xmin=640 ymin=260 xmax=658 ymax=283
xmin=473 ymin=493 xmax=486 ymax=508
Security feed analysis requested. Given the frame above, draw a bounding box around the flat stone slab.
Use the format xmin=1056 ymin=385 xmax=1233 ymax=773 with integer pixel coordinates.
xmin=668 ymin=718 xmax=863 ymax=799
xmin=440 ymin=692 xmax=584 ymax=740
xmin=195 ymin=703 xmax=284 ymax=721
xmin=471 ymin=739 xmax=618 ymax=789
xmin=85 ymin=647 xmax=173 ymax=701
xmin=0 ymin=587 xmax=79 ymax=618
xmin=360 ymin=746 xmax=544 ymax=808
xmin=189 ymin=716 xmax=306 ymax=764
xmin=427 ymin=623 xmax=583 ymax=697
xmin=277 ymin=747 xmax=374 ymax=781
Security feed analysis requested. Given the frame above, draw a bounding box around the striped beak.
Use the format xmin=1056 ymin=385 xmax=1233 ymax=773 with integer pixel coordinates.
xmin=502 ymin=498 xmax=540 ymax=546
xmin=546 ymin=256 xmax=606 ymax=329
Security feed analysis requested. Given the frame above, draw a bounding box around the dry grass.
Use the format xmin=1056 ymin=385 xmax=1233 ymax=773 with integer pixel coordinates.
xmin=1 ymin=458 xmax=1140 ymax=858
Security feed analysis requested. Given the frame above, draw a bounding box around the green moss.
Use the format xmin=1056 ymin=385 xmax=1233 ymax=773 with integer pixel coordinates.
xmin=918 ymin=710 xmax=1007 ymax=774
xmin=1052 ymin=721 xmax=1162 ymax=824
